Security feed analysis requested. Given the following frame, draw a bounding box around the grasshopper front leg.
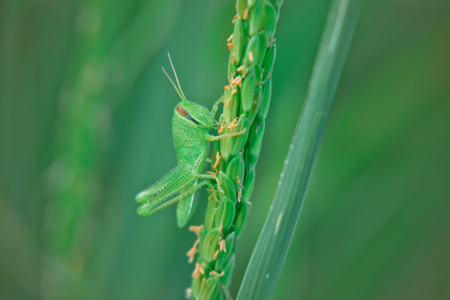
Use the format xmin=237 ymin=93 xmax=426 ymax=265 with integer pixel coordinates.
xmin=206 ymin=128 xmax=246 ymax=141
xmin=211 ymin=95 xmax=224 ymax=118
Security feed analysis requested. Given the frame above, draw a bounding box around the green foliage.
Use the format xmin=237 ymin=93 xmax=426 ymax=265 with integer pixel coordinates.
xmin=237 ymin=1 xmax=363 ymax=298
xmin=1 ymin=0 xmax=449 ymax=299
xmin=188 ymin=1 xmax=282 ymax=297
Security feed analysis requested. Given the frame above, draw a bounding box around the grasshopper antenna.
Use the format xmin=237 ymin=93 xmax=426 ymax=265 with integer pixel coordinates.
xmin=162 ymin=53 xmax=187 ymax=101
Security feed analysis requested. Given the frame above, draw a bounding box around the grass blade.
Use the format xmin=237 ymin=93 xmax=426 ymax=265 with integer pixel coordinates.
xmin=236 ymin=0 xmax=364 ymax=299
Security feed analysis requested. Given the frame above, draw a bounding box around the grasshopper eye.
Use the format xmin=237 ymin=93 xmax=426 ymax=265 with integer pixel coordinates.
xmin=176 ymin=106 xmax=200 ymax=124
xmin=176 ymin=106 xmax=189 ymax=117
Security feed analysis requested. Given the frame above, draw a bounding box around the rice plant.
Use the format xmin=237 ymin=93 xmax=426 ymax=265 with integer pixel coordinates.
xmin=1 ymin=0 xmax=449 ymax=299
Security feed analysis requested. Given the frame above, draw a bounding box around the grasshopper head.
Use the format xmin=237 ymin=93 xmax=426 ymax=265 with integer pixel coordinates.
xmin=163 ymin=53 xmax=215 ymax=128
xmin=174 ymin=100 xmax=215 ymax=128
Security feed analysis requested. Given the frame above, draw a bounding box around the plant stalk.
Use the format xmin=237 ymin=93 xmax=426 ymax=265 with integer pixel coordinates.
xmin=236 ymin=0 xmax=364 ymax=299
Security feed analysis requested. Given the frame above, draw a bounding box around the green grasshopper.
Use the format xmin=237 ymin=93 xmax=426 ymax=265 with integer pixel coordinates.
xmin=135 ymin=54 xmax=245 ymax=227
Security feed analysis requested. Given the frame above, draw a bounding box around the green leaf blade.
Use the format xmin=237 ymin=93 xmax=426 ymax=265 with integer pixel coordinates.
xmin=236 ymin=0 xmax=364 ymax=299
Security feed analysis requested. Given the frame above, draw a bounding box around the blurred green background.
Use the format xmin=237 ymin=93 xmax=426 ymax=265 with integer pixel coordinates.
xmin=1 ymin=0 xmax=449 ymax=299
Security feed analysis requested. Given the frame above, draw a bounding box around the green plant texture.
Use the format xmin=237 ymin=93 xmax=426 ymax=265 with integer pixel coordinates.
xmin=237 ymin=0 xmax=363 ymax=299
xmin=185 ymin=0 xmax=282 ymax=298
xmin=1 ymin=0 xmax=450 ymax=299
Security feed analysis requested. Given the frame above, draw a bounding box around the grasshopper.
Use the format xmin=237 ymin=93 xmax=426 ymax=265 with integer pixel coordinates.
xmin=135 ymin=54 xmax=245 ymax=227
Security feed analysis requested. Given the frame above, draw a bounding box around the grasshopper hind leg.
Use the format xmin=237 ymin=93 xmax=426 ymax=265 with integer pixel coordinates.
xmin=135 ymin=166 xmax=179 ymax=203
xmin=177 ymin=179 xmax=219 ymax=227
xmin=176 ymin=184 xmax=198 ymax=228
xmin=137 ymin=176 xmax=216 ymax=226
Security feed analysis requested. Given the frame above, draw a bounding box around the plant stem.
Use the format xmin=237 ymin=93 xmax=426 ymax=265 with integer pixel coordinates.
xmin=236 ymin=0 xmax=364 ymax=299
xmin=188 ymin=0 xmax=283 ymax=299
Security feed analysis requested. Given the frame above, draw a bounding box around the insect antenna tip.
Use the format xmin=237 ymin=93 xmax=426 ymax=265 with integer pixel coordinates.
xmin=163 ymin=53 xmax=187 ymax=101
